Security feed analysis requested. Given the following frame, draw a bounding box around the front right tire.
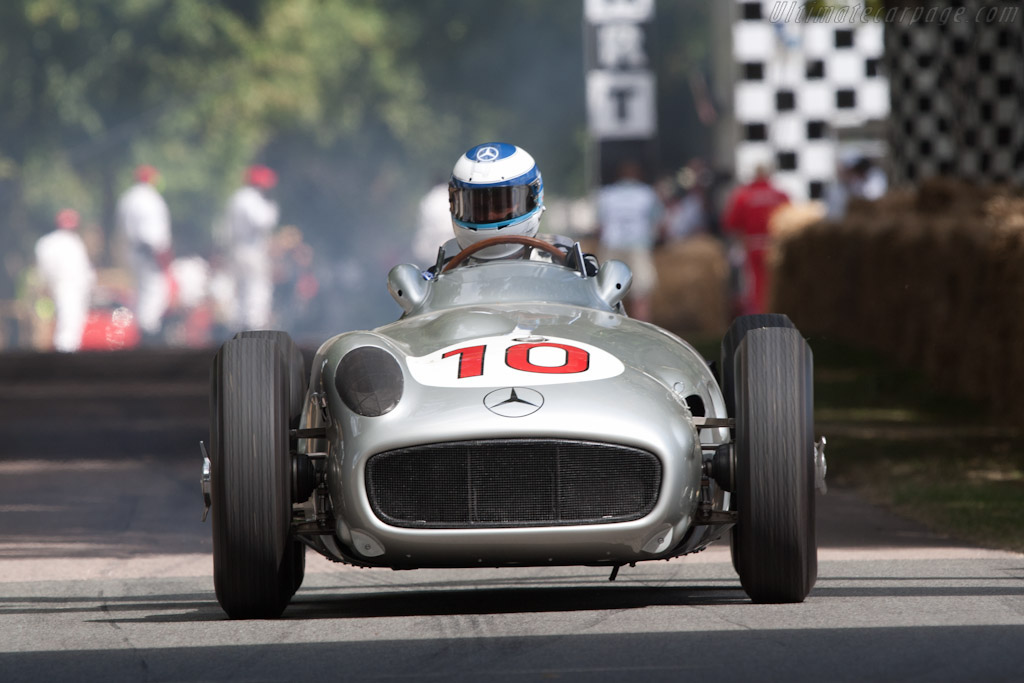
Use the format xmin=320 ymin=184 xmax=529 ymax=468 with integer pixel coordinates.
xmin=731 ymin=326 xmax=817 ymax=603
xmin=721 ymin=314 xmax=797 ymax=575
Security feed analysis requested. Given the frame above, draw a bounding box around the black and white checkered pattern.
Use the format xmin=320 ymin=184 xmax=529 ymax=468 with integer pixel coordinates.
xmin=886 ymin=2 xmax=1024 ymax=186
xmin=731 ymin=0 xmax=889 ymax=200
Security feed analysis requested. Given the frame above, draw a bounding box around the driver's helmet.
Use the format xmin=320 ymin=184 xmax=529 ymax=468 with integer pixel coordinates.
xmin=449 ymin=142 xmax=544 ymax=259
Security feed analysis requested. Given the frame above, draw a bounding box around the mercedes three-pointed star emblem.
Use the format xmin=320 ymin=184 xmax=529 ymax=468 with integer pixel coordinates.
xmin=483 ymin=387 xmax=544 ymax=418
xmin=475 ymin=145 xmax=500 ymax=162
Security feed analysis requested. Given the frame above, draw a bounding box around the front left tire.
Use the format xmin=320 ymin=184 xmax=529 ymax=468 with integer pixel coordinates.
xmin=211 ymin=337 xmax=295 ymax=618
xmin=232 ymin=330 xmax=309 ymax=597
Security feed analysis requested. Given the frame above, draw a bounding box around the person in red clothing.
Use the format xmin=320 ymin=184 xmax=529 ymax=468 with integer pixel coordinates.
xmin=722 ymin=165 xmax=789 ymax=315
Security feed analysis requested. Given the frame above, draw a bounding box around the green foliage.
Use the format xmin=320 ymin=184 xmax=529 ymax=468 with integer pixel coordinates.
xmin=0 ymin=0 xmax=433 ymax=265
xmin=0 ymin=0 xmax=712 ymax=295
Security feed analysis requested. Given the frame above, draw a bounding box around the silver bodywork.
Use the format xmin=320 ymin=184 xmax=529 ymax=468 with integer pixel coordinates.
xmin=296 ymin=255 xmax=733 ymax=569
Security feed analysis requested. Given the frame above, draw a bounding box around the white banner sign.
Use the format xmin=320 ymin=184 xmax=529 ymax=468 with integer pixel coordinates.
xmin=584 ymin=0 xmax=654 ymax=23
xmin=586 ymin=70 xmax=656 ymax=140
xmin=585 ymin=0 xmax=656 ymax=140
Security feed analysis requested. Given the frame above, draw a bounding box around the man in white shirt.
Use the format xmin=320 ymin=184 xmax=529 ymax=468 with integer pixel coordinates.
xmin=34 ymin=209 xmax=96 ymax=352
xmin=222 ymin=165 xmax=280 ymax=331
xmin=595 ymin=161 xmax=662 ymax=321
xmin=116 ymin=164 xmax=172 ymax=343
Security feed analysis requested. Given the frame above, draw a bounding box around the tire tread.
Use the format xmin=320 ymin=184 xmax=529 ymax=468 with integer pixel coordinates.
xmin=733 ymin=327 xmax=817 ymax=603
xmin=212 ymin=338 xmax=293 ymax=619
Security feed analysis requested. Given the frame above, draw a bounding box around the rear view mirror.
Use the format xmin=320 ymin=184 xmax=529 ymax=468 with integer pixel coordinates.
xmin=387 ymin=263 xmax=430 ymax=313
xmin=595 ymin=259 xmax=632 ymax=308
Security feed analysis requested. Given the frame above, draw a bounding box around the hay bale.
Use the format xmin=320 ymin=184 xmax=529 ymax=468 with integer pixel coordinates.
xmin=773 ymin=178 xmax=1024 ymax=423
xmin=651 ymin=235 xmax=730 ymax=336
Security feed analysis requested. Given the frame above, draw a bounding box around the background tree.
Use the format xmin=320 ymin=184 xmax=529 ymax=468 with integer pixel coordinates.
xmin=0 ymin=0 xmax=713 ymax=327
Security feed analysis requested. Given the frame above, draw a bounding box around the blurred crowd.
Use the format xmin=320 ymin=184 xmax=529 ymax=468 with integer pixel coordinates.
xmin=514 ymin=155 xmax=778 ymax=321
xmin=9 ymin=148 xmax=887 ymax=353
xmin=492 ymin=151 xmax=886 ymax=323
xmin=6 ymin=163 xmax=323 ymax=352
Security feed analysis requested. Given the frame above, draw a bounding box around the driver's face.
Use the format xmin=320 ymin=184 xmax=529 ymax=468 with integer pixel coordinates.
xmin=484 ymin=206 xmax=512 ymax=221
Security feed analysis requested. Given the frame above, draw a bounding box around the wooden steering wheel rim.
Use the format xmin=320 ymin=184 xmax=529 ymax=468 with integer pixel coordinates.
xmin=441 ymin=235 xmax=567 ymax=272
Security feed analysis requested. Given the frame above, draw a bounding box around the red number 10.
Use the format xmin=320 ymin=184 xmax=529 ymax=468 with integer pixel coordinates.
xmin=442 ymin=345 xmax=485 ymax=379
xmin=443 ymin=342 xmax=589 ymax=378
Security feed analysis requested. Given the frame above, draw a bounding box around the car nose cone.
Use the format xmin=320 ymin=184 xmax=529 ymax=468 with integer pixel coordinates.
xmin=483 ymin=387 xmax=544 ymax=417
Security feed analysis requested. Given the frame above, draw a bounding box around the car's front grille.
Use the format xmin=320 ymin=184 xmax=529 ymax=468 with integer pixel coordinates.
xmin=365 ymin=439 xmax=661 ymax=528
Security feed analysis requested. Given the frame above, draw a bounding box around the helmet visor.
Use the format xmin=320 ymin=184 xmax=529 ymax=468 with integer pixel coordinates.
xmin=450 ymin=182 xmax=539 ymax=227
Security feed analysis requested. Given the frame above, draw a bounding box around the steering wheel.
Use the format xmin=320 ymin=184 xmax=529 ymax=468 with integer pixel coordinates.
xmin=441 ymin=235 xmax=568 ymax=273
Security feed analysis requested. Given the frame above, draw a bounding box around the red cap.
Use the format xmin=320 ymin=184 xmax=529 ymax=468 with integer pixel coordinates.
xmin=55 ymin=209 xmax=80 ymax=230
xmin=135 ymin=164 xmax=159 ymax=184
xmin=245 ymin=165 xmax=278 ymax=189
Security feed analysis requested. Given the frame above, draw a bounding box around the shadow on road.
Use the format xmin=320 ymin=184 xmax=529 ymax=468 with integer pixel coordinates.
xmin=3 ymin=620 xmax=1023 ymax=682
xmin=5 ymin=572 xmax=1022 ymax=624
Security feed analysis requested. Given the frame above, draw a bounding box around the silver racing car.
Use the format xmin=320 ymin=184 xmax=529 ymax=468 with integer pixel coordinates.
xmin=203 ymin=234 xmax=827 ymax=619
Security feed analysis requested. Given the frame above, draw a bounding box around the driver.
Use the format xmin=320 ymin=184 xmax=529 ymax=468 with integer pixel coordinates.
xmin=438 ymin=142 xmax=547 ymax=264
xmin=426 ymin=142 xmax=598 ymax=276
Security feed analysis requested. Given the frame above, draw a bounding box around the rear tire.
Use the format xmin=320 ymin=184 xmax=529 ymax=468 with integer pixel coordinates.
xmin=732 ymin=327 xmax=817 ymax=603
xmin=211 ymin=338 xmax=294 ymax=619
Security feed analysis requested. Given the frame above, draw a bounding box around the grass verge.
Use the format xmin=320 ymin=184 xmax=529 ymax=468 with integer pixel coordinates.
xmin=811 ymin=337 xmax=1024 ymax=553
xmin=692 ymin=334 xmax=1024 ymax=553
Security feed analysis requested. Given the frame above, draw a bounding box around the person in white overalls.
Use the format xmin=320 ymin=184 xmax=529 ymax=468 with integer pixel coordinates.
xmin=222 ymin=165 xmax=280 ymax=331
xmin=34 ymin=209 xmax=96 ymax=352
xmin=116 ymin=165 xmax=173 ymax=343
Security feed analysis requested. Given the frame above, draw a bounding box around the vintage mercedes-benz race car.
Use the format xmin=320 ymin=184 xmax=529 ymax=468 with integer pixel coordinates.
xmin=203 ymin=234 xmax=827 ymax=619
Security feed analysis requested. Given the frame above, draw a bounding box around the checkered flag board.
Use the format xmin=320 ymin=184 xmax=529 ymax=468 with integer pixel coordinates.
xmin=886 ymin=3 xmax=1024 ymax=186
xmin=731 ymin=0 xmax=889 ymax=200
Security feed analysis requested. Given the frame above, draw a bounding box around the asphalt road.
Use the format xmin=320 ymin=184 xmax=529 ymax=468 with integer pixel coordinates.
xmin=1 ymin=350 xmax=1022 ymax=682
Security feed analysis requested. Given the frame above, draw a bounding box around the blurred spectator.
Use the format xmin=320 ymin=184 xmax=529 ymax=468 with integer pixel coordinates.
xmin=660 ymin=159 xmax=710 ymax=243
xmin=826 ymin=155 xmax=889 ymax=221
xmin=33 ymin=209 xmax=96 ymax=352
xmin=207 ymin=268 xmax=238 ymax=343
xmin=595 ymin=160 xmax=662 ymax=321
xmin=412 ymin=179 xmax=452 ymax=268
xmin=168 ymin=255 xmax=211 ymax=313
xmin=859 ymin=158 xmax=888 ymax=200
xmin=723 ymin=164 xmax=789 ymax=315
xmin=220 ymin=164 xmax=280 ymax=331
xmin=163 ymin=255 xmax=214 ymax=347
xmin=116 ymin=164 xmax=173 ymax=344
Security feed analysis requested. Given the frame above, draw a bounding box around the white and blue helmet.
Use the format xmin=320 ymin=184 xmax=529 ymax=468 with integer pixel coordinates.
xmin=449 ymin=142 xmax=544 ymax=259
